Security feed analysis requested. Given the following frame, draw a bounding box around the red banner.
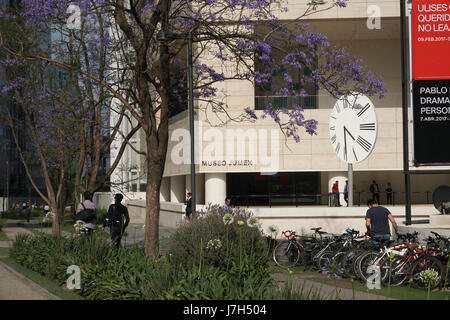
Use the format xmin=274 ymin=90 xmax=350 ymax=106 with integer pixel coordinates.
xmin=412 ymin=0 xmax=450 ymax=80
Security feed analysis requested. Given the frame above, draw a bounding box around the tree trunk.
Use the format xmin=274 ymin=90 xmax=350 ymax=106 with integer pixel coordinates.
xmin=50 ymin=203 xmax=60 ymax=236
xmin=144 ymin=164 xmax=163 ymax=259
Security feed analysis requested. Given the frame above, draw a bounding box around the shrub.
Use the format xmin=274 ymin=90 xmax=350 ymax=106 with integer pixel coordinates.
xmin=1 ymin=208 xmax=45 ymax=219
xmin=9 ymin=213 xmax=327 ymax=300
xmin=167 ymin=204 xmax=268 ymax=269
xmin=96 ymin=209 xmax=107 ymax=225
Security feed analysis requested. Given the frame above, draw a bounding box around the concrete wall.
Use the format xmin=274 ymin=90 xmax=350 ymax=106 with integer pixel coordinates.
xmin=93 ymin=192 xmax=114 ymax=210
xmin=126 ymin=200 xmax=184 ymax=228
xmin=252 ymin=205 xmax=435 ymax=238
xmin=126 ymin=200 xmax=438 ymax=237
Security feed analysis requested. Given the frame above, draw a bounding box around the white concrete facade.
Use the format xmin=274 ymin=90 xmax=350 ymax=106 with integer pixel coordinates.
xmin=110 ymin=1 xmax=450 ymax=219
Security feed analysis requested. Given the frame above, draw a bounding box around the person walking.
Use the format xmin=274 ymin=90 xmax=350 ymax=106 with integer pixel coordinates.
xmin=25 ymin=201 xmax=31 ymax=223
xmin=385 ymin=182 xmax=393 ymax=205
xmin=76 ymin=191 xmax=97 ymax=237
xmin=365 ymin=199 xmax=402 ymax=251
xmin=369 ymin=180 xmax=380 ymax=205
xmin=103 ymin=194 xmax=130 ymax=249
xmin=184 ymin=192 xmax=193 ymax=219
xmin=344 ymin=180 xmax=349 ymax=207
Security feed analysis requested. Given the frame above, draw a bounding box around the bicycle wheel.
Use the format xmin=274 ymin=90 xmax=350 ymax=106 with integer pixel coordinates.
xmin=357 ymin=251 xmax=382 ymax=282
xmin=410 ymin=256 xmax=444 ymax=290
xmin=352 ymin=250 xmax=369 ymax=280
xmin=273 ymin=240 xmax=301 ymax=269
xmin=341 ymin=248 xmax=365 ymax=278
xmin=380 ymin=255 xmax=409 ymax=287
xmin=317 ymin=250 xmax=335 ymax=271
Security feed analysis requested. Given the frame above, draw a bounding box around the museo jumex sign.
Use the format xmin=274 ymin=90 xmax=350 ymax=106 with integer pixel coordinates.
xmin=411 ymin=0 xmax=450 ymax=165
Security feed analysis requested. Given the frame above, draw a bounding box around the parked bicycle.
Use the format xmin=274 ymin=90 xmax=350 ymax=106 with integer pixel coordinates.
xmin=272 ymin=227 xmax=450 ymax=291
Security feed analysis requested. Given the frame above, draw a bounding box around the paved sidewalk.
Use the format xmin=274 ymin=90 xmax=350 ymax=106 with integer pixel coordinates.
xmin=273 ymin=272 xmax=396 ymax=300
xmin=0 ymin=260 xmax=59 ymax=300
xmin=2 ymin=219 xmax=177 ymax=256
xmin=0 ymin=220 xmax=36 ymax=248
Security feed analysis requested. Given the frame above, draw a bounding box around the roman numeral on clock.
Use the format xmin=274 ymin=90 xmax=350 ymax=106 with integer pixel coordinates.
xmin=356 ymin=136 xmax=372 ymax=152
xmin=330 ymin=126 xmax=335 ymax=131
xmin=335 ymin=142 xmax=341 ymax=154
xmin=331 ymin=134 xmax=337 ymax=144
xmin=342 ymin=99 xmax=350 ymax=109
xmin=335 ymin=104 xmax=341 ymax=113
xmin=360 ymin=123 xmax=375 ymax=131
xmin=357 ymin=103 xmax=371 ymax=117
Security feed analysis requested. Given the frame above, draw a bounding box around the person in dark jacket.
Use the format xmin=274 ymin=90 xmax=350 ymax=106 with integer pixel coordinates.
xmin=185 ymin=192 xmax=193 ymax=219
xmin=370 ymin=180 xmax=380 ymax=205
xmin=103 ymin=194 xmax=130 ymax=248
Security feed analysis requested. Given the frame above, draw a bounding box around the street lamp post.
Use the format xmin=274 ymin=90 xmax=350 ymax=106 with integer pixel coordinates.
xmin=6 ymin=160 xmax=9 ymax=211
xmin=157 ymin=30 xmax=196 ymax=214
xmin=401 ymin=0 xmax=412 ymax=225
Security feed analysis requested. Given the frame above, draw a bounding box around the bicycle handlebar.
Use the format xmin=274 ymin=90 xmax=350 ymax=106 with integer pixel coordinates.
xmin=282 ymin=230 xmax=298 ymax=240
xmin=431 ymin=231 xmax=450 ymax=242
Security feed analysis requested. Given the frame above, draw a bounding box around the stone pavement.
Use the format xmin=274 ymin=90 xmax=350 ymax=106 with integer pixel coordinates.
xmin=0 ymin=260 xmax=59 ymax=300
xmin=121 ymin=223 xmax=176 ymax=256
xmin=0 ymin=219 xmax=36 ymax=248
xmin=0 ymin=219 xmax=177 ymax=300
xmin=273 ymin=272 xmax=396 ymax=300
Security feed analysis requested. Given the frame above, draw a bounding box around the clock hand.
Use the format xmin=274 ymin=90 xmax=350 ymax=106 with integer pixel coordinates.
xmin=343 ymin=127 xmax=347 ymax=160
xmin=344 ymin=126 xmax=356 ymax=141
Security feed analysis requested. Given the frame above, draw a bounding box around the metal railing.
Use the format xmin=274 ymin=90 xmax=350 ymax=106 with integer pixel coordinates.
xmin=229 ymin=191 xmax=436 ymax=208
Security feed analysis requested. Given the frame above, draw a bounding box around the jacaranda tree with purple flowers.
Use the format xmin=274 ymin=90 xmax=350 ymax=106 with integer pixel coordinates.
xmin=0 ymin=0 xmax=385 ymax=258
xmin=0 ymin=0 xmax=143 ymax=236
xmin=0 ymin=55 xmax=79 ymax=235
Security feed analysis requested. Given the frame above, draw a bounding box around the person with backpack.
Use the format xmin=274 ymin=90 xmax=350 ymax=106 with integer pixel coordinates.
xmin=103 ymin=194 xmax=130 ymax=248
xmin=76 ymin=191 xmax=97 ymax=237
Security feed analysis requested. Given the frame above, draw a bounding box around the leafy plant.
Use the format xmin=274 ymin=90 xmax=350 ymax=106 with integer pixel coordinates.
xmin=167 ymin=205 xmax=267 ymax=269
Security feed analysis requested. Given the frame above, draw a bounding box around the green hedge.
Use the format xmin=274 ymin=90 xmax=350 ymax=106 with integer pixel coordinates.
xmin=1 ymin=208 xmax=45 ymax=219
xmin=10 ymin=233 xmax=279 ymax=300
xmin=9 ymin=205 xmax=324 ymax=300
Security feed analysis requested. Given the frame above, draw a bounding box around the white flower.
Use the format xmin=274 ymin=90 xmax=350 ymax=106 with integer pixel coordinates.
xmin=74 ymin=220 xmax=86 ymax=228
xmin=246 ymin=216 xmax=260 ymax=228
xmin=223 ymin=213 xmax=234 ymax=225
xmin=419 ymin=269 xmax=440 ymax=286
xmin=43 ymin=211 xmax=55 ymax=222
xmin=206 ymin=239 xmax=222 ymax=250
xmin=267 ymin=225 xmax=279 ymax=236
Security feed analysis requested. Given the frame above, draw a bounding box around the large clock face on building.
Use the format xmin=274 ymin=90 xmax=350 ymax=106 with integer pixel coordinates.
xmin=329 ymin=94 xmax=378 ymax=164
